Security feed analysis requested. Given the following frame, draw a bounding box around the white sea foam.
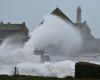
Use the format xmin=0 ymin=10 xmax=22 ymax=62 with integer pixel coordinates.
xmin=17 ymin=60 xmax=75 ymax=78
xmin=0 ymin=14 xmax=83 ymax=77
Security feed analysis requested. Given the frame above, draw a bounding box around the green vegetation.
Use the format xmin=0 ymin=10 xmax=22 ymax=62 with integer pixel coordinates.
xmin=0 ymin=75 xmax=72 ymax=80
xmin=0 ymin=75 xmax=99 ymax=80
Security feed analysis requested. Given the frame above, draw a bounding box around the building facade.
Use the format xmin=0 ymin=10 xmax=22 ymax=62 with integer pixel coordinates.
xmin=42 ymin=7 xmax=100 ymax=53
xmin=0 ymin=22 xmax=29 ymax=44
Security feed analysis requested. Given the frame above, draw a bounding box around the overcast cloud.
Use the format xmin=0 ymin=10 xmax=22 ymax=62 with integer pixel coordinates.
xmin=0 ymin=0 xmax=100 ymax=38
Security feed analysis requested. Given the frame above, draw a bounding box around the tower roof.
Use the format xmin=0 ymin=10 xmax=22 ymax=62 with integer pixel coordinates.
xmin=0 ymin=23 xmax=27 ymax=30
xmin=51 ymin=7 xmax=73 ymax=23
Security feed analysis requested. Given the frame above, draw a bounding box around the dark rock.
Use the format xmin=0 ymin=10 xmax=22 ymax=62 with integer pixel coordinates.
xmin=75 ymin=62 xmax=100 ymax=78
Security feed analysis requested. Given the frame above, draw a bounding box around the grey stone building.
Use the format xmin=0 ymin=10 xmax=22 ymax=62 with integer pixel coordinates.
xmin=41 ymin=6 xmax=100 ymax=53
xmin=0 ymin=22 xmax=29 ymax=44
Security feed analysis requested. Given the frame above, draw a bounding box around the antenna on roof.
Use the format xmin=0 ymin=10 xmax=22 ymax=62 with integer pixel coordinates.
xmin=57 ymin=5 xmax=58 ymax=8
xmin=56 ymin=0 xmax=62 ymax=9
xmin=56 ymin=0 xmax=60 ymax=8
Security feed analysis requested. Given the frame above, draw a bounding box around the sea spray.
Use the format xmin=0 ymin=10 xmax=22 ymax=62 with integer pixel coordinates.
xmin=0 ymin=14 xmax=82 ymax=77
xmin=17 ymin=60 xmax=75 ymax=78
xmin=25 ymin=15 xmax=82 ymax=59
xmin=0 ymin=35 xmax=40 ymax=64
xmin=0 ymin=60 xmax=75 ymax=78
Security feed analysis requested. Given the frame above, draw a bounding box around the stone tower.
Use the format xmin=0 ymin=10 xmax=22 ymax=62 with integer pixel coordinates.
xmin=77 ymin=6 xmax=81 ymax=23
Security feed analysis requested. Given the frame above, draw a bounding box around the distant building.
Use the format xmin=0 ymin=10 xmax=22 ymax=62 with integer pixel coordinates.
xmin=34 ymin=49 xmax=50 ymax=63
xmin=0 ymin=22 xmax=29 ymax=44
xmin=40 ymin=6 xmax=100 ymax=53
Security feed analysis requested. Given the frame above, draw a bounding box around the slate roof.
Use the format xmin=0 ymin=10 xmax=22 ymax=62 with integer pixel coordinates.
xmin=51 ymin=7 xmax=73 ymax=23
xmin=0 ymin=23 xmax=26 ymax=30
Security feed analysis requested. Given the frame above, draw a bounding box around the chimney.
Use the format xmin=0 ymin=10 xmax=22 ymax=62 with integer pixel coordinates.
xmin=22 ymin=22 xmax=25 ymax=25
xmin=8 ymin=22 xmax=10 ymax=24
xmin=77 ymin=6 xmax=81 ymax=23
xmin=0 ymin=21 xmax=3 ymax=25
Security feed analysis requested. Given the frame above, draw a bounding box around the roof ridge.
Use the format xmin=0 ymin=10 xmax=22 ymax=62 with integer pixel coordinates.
xmin=51 ymin=7 xmax=73 ymax=23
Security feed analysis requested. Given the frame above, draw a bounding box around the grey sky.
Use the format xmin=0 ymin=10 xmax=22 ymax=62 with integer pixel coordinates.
xmin=0 ymin=0 xmax=100 ymax=38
